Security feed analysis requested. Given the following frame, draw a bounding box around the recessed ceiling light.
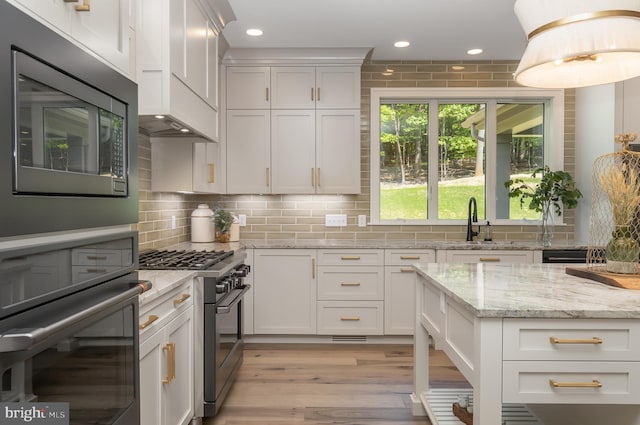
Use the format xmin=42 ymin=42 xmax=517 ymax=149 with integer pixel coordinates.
xmin=154 ymin=115 xmax=165 ymax=119
xmin=246 ymin=28 xmax=263 ymax=36
xmin=467 ymin=48 xmax=483 ymax=55
xmin=394 ymin=41 xmax=410 ymax=48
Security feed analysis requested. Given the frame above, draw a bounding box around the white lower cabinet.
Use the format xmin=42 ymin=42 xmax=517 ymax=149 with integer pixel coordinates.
xmin=384 ymin=249 xmax=436 ymax=335
xmin=139 ymin=280 xmax=194 ymax=425
xmin=441 ymin=249 xmax=535 ymax=263
xmin=253 ymin=249 xmax=317 ymax=334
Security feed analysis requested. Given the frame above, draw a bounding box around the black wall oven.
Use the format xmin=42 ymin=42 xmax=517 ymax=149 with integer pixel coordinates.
xmin=0 ymin=232 xmax=148 ymax=425
xmin=0 ymin=1 xmax=138 ymax=238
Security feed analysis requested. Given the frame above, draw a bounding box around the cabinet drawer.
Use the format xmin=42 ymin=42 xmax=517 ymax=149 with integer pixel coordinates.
xmin=503 ymin=319 xmax=640 ymax=361
xmin=72 ymin=248 xmax=129 ymax=266
xmin=139 ymin=281 xmax=194 ymax=340
xmin=444 ymin=250 xmax=533 ymax=263
xmin=385 ymin=249 xmax=435 ymax=265
xmin=317 ymin=249 xmax=383 ymax=266
xmin=317 ymin=301 xmax=383 ymax=335
xmin=503 ymin=361 xmax=640 ymax=404
xmin=317 ymin=266 xmax=384 ymax=300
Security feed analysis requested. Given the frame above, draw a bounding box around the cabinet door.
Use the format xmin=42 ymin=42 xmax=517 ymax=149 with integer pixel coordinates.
xmin=226 ymin=67 xmax=270 ymax=109
xmin=271 ymin=67 xmax=315 ymax=109
xmin=140 ymin=330 xmax=163 ymax=425
xmin=205 ymin=20 xmax=219 ymax=109
xmin=69 ymin=0 xmax=130 ymax=74
xmin=226 ymin=110 xmax=271 ymax=194
xmin=253 ymin=249 xmax=317 ymax=334
xmin=271 ymin=110 xmax=315 ymax=193
xmin=315 ymin=67 xmax=361 ymax=109
xmin=163 ymin=307 xmax=194 ymax=425
xmin=193 ymin=142 xmax=223 ymax=193
xmin=315 ymin=110 xmax=360 ymax=194
xmin=385 ymin=266 xmax=418 ymax=335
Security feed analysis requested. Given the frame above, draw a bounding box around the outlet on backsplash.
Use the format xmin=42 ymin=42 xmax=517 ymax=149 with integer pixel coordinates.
xmin=325 ymin=214 xmax=347 ymax=227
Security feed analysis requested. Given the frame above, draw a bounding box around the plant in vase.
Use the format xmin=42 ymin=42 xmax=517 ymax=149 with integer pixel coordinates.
xmin=505 ymin=166 xmax=582 ymax=247
xmin=213 ymin=208 xmax=233 ymax=243
xmin=599 ymin=162 xmax=640 ymax=274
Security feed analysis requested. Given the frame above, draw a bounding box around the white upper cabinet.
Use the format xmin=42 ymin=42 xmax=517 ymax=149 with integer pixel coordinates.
xmin=226 ymin=67 xmax=271 ymax=109
xmin=271 ymin=67 xmax=360 ymax=110
xmin=7 ymin=0 xmax=132 ymax=76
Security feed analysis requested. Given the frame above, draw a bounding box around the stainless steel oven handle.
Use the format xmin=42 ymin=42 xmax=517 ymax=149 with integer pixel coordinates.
xmin=216 ymin=284 xmax=251 ymax=314
xmin=0 ymin=281 xmax=151 ymax=353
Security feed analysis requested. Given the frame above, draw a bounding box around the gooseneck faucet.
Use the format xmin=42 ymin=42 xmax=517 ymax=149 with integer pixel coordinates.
xmin=466 ymin=197 xmax=479 ymax=241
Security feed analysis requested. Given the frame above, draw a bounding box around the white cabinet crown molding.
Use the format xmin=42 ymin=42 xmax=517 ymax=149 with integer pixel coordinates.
xmin=222 ymin=48 xmax=371 ymax=66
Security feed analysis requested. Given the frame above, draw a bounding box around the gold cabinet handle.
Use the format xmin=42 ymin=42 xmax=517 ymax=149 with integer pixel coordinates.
xmin=400 ymin=267 xmax=415 ymax=273
xmin=341 ymin=316 xmax=360 ymax=321
xmin=311 ymin=168 xmax=315 ymax=187
xmin=317 ymin=167 xmax=321 ymax=187
xmin=317 ymin=87 xmax=321 ymax=101
xmin=162 ymin=343 xmax=176 ymax=384
xmin=173 ymin=293 xmax=191 ymax=307
xmin=311 ymin=87 xmax=314 ymax=101
xmin=341 ymin=256 xmax=361 ymax=260
xmin=266 ymin=167 xmax=270 ymax=187
xmin=75 ymin=0 xmax=90 ymax=11
xmin=312 ymin=258 xmax=315 ymax=279
xmin=266 ymin=87 xmax=269 ymax=101
xmin=549 ymin=379 xmax=602 ymax=388
xmin=400 ymin=255 xmax=421 ymax=260
xmin=139 ymin=314 xmax=159 ymax=330
xmin=340 ymin=282 xmax=361 ymax=286
xmin=208 ymin=163 xmax=215 ymax=183
xmin=550 ymin=336 xmax=603 ymax=345
xmin=479 ymin=257 xmax=500 ymax=262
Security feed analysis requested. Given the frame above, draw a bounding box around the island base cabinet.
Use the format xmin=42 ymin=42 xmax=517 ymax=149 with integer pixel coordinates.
xmin=503 ymin=361 xmax=640 ymax=404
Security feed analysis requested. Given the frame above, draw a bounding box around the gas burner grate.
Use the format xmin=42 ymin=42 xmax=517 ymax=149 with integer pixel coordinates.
xmin=138 ymin=249 xmax=234 ymax=270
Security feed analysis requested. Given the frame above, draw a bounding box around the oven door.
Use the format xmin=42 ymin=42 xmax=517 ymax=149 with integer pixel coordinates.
xmin=0 ymin=274 xmax=143 ymax=425
xmin=203 ymin=285 xmax=249 ymax=417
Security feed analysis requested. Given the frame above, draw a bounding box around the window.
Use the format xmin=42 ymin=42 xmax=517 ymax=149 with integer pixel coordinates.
xmin=370 ymin=88 xmax=564 ymax=225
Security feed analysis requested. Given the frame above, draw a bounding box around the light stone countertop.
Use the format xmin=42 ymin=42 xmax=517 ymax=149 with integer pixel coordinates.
xmin=137 ymin=269 xmax=196 ymax=308
xmin=165 ymin=239 xmax=587 ymax=251
xmin=415 ymin=263 xmax=640 ymax=319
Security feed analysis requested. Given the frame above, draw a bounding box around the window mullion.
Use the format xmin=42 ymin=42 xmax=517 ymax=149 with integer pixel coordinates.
xmin=428 ymin=99 xmax=439 ymax=221
xmin=485 ymin=100 xmax=497 ymax=222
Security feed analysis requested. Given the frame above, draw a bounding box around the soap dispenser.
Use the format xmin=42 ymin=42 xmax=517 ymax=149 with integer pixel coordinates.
xmin=484 ymin=221 xmax=493 ymax=242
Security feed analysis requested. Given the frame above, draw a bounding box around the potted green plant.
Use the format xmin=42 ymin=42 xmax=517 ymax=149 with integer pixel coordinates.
xmin=213 ymin=208 xmax=234 ymax=242
xmin=504 ymin=165 xmax=583 ymax=246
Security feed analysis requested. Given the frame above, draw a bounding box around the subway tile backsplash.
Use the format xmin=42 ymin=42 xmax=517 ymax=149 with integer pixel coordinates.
xmin=134 ymin=60 xmax=576 ymax=251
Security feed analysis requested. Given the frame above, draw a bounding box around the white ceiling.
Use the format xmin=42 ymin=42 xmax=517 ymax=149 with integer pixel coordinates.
xmin=222 ymin=0 xmax=527 ymax=61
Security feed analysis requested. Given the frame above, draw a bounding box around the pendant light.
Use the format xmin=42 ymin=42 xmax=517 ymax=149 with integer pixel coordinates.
xmin=514 ymin=0 xmax=640 ymax=88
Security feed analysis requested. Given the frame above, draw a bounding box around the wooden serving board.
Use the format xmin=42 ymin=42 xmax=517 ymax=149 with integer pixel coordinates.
xmin=565 ymin=267 xmax=640 ymax=289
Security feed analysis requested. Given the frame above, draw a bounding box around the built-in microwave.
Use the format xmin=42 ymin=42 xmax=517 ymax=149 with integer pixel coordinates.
xmin=0 ymin=2 xmax=138 ymax=238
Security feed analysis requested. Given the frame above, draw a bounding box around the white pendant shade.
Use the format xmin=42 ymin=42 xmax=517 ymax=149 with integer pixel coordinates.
xmin=514 ymin=0 xmax=640 ymax=88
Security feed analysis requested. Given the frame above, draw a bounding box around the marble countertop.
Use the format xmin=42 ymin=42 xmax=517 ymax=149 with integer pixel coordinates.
xmin=138 ymin=269 xmax=196 ymax=308
xmin=165 ymin=239 xmax=587 ymax=251
xmin=415 ymin=263 xmax=640 ymax=319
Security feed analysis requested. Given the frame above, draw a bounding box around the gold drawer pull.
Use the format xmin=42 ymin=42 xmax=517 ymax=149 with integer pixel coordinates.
xmin=173 ymin=293 xmax=191 ymax=306
xmin=549 ymin=379 xmax=602 ymax=388
xmin=550 ymin=337 xmax=603 ymax=345
xmin=340 ymin=282 xmax=361 ymax=286
xmin=208 ymin=163 xmax=215 ymax=183
xmin=75 ymin=0 xmax=90 ymax=11
xmin=400 ymin=255 xmax=421 ymax=260
xmin=479 ymin=257 xmax=500 ymax=262
xmin=139 ymin=314 xmax=159 ymax=329
xmin=162 ymin=342 xmax=176 ymax=384
xmin=341 ymin=316 xmax=360 ymax=321
xmin=341 ymin=256 xmax=361 ymax=260
xmin=400 ymin=267 xmax=415 ymax=273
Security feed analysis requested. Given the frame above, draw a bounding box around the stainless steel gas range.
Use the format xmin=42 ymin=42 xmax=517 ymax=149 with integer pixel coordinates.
xmin=138 ymin=249 xmax=250 ymax=421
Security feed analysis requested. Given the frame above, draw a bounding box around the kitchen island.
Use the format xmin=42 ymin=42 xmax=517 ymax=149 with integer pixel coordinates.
xmin=412 ymin=263 xmax=640 ymax=425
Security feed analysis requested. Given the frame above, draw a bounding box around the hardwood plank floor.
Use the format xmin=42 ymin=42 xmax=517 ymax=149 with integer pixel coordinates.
xmin=206 ymin=343 xmax=470 ymax=425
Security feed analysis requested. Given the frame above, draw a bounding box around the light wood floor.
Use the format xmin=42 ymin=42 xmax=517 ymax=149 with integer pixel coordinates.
xmin=206 ymin=343 xmax=470 ymax=425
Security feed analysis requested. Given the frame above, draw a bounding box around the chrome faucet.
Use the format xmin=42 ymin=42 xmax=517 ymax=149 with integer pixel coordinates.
xmin=466 ymin=197 xmax=479 ymax=241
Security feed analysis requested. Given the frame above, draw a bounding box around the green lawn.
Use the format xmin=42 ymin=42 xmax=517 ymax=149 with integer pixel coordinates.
xmin=380 ymin=182 xmax=539 ymax=220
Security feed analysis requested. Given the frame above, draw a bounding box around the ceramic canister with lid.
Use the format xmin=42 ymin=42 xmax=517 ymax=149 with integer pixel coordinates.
xmin=191 ymin=204 xmax=215 ymax=242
